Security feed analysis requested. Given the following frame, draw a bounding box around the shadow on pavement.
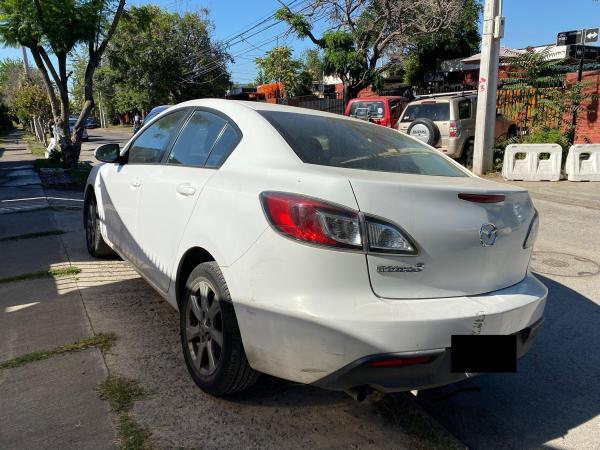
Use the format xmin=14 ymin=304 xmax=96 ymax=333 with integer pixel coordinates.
xmin=414 ymin=273 xmax=600 ymax=450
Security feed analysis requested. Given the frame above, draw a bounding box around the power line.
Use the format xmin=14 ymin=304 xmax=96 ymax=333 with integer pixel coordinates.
xmin=184 ymin=3 xmax=323 ymax=82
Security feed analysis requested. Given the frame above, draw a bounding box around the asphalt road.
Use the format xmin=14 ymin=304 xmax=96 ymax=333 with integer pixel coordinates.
xmin=414 ymin=177 xmax=600 ymax=450
xmin=11 ymin=126 xmax=597 ymax=449
xmin=80 ymin=126 xmax=133 ymax=162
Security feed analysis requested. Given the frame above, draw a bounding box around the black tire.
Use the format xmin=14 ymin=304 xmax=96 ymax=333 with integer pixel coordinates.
xmin=407 ymin=118 xmax=440 ymax=146
xmin=461 ymin=139 xmax=475 ymax=169
xmin=84 ymin=192 xmax=116 ymax=258
xmin=180 ymin=262 xmax=259 ymax=395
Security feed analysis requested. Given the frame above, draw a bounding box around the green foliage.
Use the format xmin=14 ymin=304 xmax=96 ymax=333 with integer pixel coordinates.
xmin=404 ymin=0 xmax=481 ymax=86
xmin=255 ymin=46 xmax=313 ymax=96
xmin=12 ymin=80 xmax=51 ymax=123
xmin=277 ymin=0 xmax=464 ymax=99
xmin=502 ymin=47 xmax=565 ymax=89
xmin=0 ymin=332 xmax=115 ymax=369
xmin=303 ymin=49 xmax=323 ymax=79
xmin=321 ymin=31 xmax=365 ymax=82
xmin=523 ymin=126 xmax=566 ymax=148
xmin=97 ymin=5 xmax=231 ymax=114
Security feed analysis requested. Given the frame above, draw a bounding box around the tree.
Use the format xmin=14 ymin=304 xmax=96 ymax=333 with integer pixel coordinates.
xmin=0 ymin=0 xmax=126 ymax=167
xmin=0 ymin=58 xmax=24 ymax=108
xmin=99 ymin=5 xmax=231 ymax=115
xmin=403 ymin=0 xmax=481 ymax=86
xmin=303 ymin=48 xmax=323 ymax=80
xmin=13 ymin=78 xmax=52 ymax=142
xmin=276 ymin=0 xmax=463 ymax=101
xmin=501 ymin=46 xmax=566 ymax=132
xmin=255 ymin=46 xmax=313 ymax=96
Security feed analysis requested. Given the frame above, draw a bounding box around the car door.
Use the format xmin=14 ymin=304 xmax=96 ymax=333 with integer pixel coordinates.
xmin=136 ymin=108 xmax=242 ymax=293
xmin=100 ymin=109 xmax=189 ymax=265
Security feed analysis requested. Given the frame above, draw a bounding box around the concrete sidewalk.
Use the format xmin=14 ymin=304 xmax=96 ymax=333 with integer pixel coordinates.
xmin=0 ymin=131 xmax=115 ymax=449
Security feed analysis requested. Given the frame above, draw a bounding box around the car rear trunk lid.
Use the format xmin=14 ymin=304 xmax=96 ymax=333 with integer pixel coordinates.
xmin=349 ymin=173 xmax=535 ymax=299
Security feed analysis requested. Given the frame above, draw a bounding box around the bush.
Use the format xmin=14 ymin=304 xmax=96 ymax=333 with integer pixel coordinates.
xmin=493 ymin=126 xmax=568 ymax=170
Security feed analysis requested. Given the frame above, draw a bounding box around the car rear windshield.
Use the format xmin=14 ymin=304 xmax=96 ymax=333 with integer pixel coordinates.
xmin=259 ymin=111 xmax=466 ymax=177
xmin=349 ymin=101 xmax=385 ymax=119
xmin=401 ymin=103 xmax=450 ymax=122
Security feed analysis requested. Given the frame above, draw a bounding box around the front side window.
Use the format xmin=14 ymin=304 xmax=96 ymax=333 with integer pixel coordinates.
xmin=390 ymin=100 xmax=401 ymax=121
xmin=259 ymin=111 xmax=467 ymax=177
xmin=401 ymin=103 xmax=450 ymax=122
xmin=128 ymin=109 xmax=188 ymax=164
xmin=166 ymin=111 xmax=227 ymax=167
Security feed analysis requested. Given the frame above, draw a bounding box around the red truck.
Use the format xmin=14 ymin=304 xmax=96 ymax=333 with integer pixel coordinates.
xmin=344 ymin=96 xmax=410 ymax=128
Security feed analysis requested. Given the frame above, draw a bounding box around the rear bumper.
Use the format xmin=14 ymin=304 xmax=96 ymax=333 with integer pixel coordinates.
xmin=312 ymin=318 xmax=544 ymax=393
xmin=228 ymin=229 xmax=548 ymax=387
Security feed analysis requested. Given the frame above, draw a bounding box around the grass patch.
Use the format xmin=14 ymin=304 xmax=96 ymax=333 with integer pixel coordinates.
xmin=0 ymin=333 xmax=116 ymax=370
xmin=0 ymin=265 xmax=81 ymax=284
xmin=35 ymin=159 xmax=92 ymax=187
xmin=98 ymin=374 xmax=146 ymax=413
xmin=98 ymin=375 xmax=151 ymax=450
xmin=0 ymin=230 xmax=65 ymax=242
xmin=116 ymin=412 xmax=152 ymax=450
xmin=23 ymin=132 xmax=47 ymax=156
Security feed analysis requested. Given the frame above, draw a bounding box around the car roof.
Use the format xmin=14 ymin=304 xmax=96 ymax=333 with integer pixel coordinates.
xmin=411 ymin=93 xmax=476 ymax=103
xmin=348 ymin=96 xmax=404 ymax=102
xmin=174 ymin=98 xmax=363 ymax=122
xmin=148 ymin=105 xmax=170 ymax=114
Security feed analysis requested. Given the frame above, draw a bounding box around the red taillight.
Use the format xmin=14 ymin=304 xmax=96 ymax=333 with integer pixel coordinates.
xmin=458 ymin=193 xmax=506 ymax=203
xmin=368 ymin=356 xmax=432 ymax=368
xmin=449 ymin=120 xmax=459 ymax=138
xmin=260 ymin=192 xmax=362 ymax=249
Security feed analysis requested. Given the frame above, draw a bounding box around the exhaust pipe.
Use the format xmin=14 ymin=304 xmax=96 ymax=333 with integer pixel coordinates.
xmin=345 ymin=386 xmax=369 ymax=402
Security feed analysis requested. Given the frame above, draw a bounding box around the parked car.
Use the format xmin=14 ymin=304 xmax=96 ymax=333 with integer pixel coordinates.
xmin=85 ymin=100 xmax=545 ymax=397
xmin=345 ymin=96 xmax=409 ymax=128
xmin=85 ymin=117 xmax=98 ymax=129
xmin=68 ymin=118 xmax=88 ymax=141
xmin=397 ymin=92 xmax=517 ymax=167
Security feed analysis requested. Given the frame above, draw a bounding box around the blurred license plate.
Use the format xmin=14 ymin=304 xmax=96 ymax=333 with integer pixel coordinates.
xmin=451 ymin=335 xmax=517 ymax=373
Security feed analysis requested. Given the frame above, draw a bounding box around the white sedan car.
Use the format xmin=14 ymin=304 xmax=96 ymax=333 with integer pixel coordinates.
xmin=85 ymin=99 xmax=546 ymax=398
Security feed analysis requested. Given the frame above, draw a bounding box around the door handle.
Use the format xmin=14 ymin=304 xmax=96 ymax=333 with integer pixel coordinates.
xmin=130 ymin=178 xmax=141 ymax=188
xmin=176 ymin=183 xmax=196 ymax=196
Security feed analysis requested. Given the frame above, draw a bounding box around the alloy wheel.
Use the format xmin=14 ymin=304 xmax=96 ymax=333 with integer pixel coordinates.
xmin=185 ymin=281 xmax=224 ymax=376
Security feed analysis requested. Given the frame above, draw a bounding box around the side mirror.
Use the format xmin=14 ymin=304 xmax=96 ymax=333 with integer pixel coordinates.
xmin=95 ymin=143 xmax=121 ymax=163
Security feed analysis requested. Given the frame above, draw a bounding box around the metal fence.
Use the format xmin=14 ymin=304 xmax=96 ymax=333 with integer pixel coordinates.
xmin=496 ymin=86 xmax=564 ymax=131
xmin=277 ymin=95 xmax=346 ymax=115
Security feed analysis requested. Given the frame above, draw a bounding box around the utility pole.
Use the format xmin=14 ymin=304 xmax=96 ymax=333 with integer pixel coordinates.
xmin=577 ymin=28 xmax=587 ymax=82
xmin=472 ymin=0 xmax=504 ymax=175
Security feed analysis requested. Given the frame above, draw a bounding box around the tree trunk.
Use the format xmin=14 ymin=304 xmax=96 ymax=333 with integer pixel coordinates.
xmin=32 ymin=116 xmax=42 ymax=142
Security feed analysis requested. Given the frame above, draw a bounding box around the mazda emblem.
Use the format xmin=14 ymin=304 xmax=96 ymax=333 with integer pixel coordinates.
xmin=479 ymin=223 xmax=498 ymax=247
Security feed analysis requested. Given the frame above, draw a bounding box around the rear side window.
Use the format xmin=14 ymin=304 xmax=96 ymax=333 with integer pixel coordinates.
xmin=205 ymin=124 xmax=241 ymax=168
xmin=401 ymin=103 xmax=450 ymax=122
xmin=167 ymin=110 xmax=227 ymax=167
xmin=129 ymin=109 xmax=188 ymax=164
xmin=259 ymin=111 xmax=466 ymax=178
xmin=349 ymin=101 xmax=385 ymax=119
xmin=458 ymin=100 xmax=472 ymax=119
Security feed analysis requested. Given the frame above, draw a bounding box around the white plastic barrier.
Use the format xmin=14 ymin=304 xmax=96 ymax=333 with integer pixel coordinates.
xmin=502 ymin=144 xmax=562 ymax=182
xmin=565 ymin=144 xmax=600 ymax=181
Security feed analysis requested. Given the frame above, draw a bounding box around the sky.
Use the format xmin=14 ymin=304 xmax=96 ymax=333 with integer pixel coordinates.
xmin=1 ymin=0 xmax=599 ymax=85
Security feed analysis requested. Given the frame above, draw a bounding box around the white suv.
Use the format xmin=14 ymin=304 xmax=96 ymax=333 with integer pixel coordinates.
xmin=397 ymin=92 xmax=516 ymax=167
